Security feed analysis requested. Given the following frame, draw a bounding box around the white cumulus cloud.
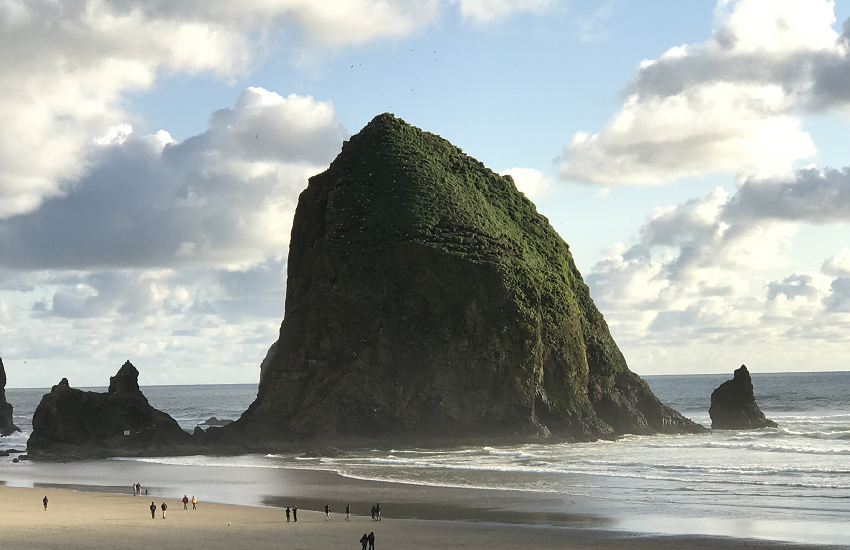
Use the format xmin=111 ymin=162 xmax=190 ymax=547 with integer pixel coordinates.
xmin=0 ymin=0 xmax=445 ymax=221
xmin=0 ymin=87 xmax=347 ymax=270
xmin=586 ymin=164 xmax=850 ymax=373
xmin=560 ymin=0 xmax=847 ymax=185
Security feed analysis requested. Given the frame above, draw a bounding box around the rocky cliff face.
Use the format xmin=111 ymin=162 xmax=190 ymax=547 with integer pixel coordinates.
xmin=0 ymin=358 xmax=20 ymax=437
xmin=28 ymin=361 xmax=191 ymax=458
xmin=237 ymin=114 xmax=705 ymax=444
xmin=709 ymin=365 xmax=778 ymax=430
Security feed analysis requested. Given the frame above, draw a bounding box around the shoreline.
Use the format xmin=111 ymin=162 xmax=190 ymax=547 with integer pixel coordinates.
xmin=0 ymin=484 xmax=834 ymax=550
xmin=0 ymin=459 xmax=848 ymax=549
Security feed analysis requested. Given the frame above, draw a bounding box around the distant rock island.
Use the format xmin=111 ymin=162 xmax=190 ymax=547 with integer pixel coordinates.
xmin=199 ymin=416 xmax=233 ymax=428
xmin=236 ymin=113 xmax=705 ymax=445
xmin=27 ymin=361 xmax=192 ymax=458
xmin=709 ymin=365 xmax=778 ymax=430
xmin=0 ymin=358 xmax=20 ymax=436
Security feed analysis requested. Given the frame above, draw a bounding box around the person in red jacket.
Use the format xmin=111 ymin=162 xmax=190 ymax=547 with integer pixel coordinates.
xmin=182 ymin=495 xmax=189 ymax=510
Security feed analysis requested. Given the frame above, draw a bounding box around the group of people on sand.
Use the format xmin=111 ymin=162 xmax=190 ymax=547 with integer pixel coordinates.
xmin=285 ymin=505 xmax=298 ymax=522
xmin=148 ymin=495 xmax=197 ymax=519
xmin=132 ymin=483 xmax=147 ymax=496
xmin=317 ymin=503 xmax=379 ymax=522
xmin=323 ymin=503 xmax=353 ymax=521
xmin=150 ymin=501 xmax=167 ymax=519
xmin=359 ymin=531 xmax=376 ymax=550
xmin=182 ymin=494 xmax=197 ymax=509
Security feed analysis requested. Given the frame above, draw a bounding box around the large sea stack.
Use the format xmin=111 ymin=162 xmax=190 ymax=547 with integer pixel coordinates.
xmin=709 ymin=365 xmax=778 ymax=430
xmin=0 ymin=358 xmax=20 ymax=436
xmin=237 ymin=114 xmax=705 ymax=445
xmin=27 ymin=361 xmax=191 ymax=458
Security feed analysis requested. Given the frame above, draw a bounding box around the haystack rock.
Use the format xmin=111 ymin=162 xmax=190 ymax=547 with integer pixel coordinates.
xmin=0 ymin=358 xmax=20 ymax=436
xmin=236 ymin=114 xmax=705 ymax=445
xmin=27 ymin=361 xmax=191 ymax=458
xmin=709 ymin=365 xmax=778 ymax=430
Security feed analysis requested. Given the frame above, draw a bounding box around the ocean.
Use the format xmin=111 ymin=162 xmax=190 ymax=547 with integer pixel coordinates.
xmin=2 ymin=371 xmax=849 ymax=547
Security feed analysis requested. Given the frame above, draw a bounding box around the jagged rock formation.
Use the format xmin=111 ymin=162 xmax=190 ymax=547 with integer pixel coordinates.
xmin=199 ymin=417 xmax=233 ymax=427
xmin=0 ymin=358 xmax=20 ymax=436
xmin=709 ymin=365 xmax=778 ymax=430
xmin=236 ymin=114 xmax=705 ymax=445
xmin=27 ymin=361 xmax=191 ymax=458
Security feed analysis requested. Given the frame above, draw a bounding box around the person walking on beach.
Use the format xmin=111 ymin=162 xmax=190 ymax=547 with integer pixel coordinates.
xmin=370 ymin=504 xmax=376 ymax=521
xmin=150 ymin=502 xmax=156 ymax=519
xmin=285 ymin=507 xmax=290 ymax=522
xmin=375 ymin=503 xmax=381 ymax=521
xmin=325 ymin=504 xmax=330 ymax=521
xmin=345 ymin=503 xmax=350 ymax=521
xmin=360 ymin=533 xmax=368 ymax=550
xmin=161 ymin=501 xmax=167 ymax=519
xmin=182 ymin=495 xmax=189 ymax=510
xmin=292 ymin=505 xmax=297 ymax=522
xmin=132 ymin=483 xmax=136 ymax=495
xmin=42 ymin=496 xmax=48 ymax=511
xmin=192 ymin=496 xmax=197 ymax=510
xmin=368 ymin=531 xmax=375 ymax=550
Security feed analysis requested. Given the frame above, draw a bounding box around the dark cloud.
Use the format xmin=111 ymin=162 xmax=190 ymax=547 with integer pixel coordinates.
xmin=808 ymin=19 xmax=850 ymax=110
xmin=824 ymin=277 xmax=850 ymax=312
xmin=767 ymin=273 xmax=824 ymax=300
xmin=0 ymin=88 xmax=345 ymax=270
xmin=726 ymin=167 xmax=850 ymax=223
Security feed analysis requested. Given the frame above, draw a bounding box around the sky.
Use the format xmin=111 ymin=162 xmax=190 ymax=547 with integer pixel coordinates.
xmin=2 ymin=0 xmax=850 ymax=388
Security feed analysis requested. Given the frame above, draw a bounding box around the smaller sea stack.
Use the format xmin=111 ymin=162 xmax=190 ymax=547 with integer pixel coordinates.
xmin=709 ymin=365 xmax=778 ymax=430
xmin=0 ymin=357 xmax=21 ymax=436
xmin=27 ymin=361 xmax=191 ymax=458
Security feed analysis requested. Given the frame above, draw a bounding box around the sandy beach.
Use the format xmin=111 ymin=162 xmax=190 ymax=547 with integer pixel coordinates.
xmin=0 ymin=483 xmax=832 ymax=550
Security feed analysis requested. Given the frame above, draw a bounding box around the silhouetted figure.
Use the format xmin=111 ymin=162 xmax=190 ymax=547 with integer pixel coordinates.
xmin=371 ymin=504 xmax=376 ymax=521
xmin=42 ymin=496 xmax=48 ymax=511
xmin=161 ymin=501 xmax=167 ymax=519
xmin=368 ymin=531 xmax=375 ymax=550
xmin=346 ymin=503 xmax=351 ymax=521
xmin=360 ymin=533 xmax=368 ymax=550
xmin=324 ymin=504 xmax=330 ymax=521
xmin=150 ymin=502 xmax=156 ymax=519
xmin=293 ymin=505 xmax=297 ymax=522
xmin=376 ymin=503 xmax=381 ymax=521
xmin=286 ymin=507 xmax=290 ymax=522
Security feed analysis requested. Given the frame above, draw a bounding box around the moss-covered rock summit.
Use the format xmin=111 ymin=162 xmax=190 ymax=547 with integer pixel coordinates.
xmin=238 ymin=113 xmax=704 ymax=444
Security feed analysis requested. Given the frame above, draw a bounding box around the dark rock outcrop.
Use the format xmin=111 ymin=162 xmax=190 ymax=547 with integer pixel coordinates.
xmin=200 ymin=417 xmax=233 ymax=427
xmin=236 ymin=114 xmax=705 ymax=445
xmin=27 ymin=361 xmax=191 ymax=458
xmin=0 ymin=358 xmax=20 ymax=436
xmin=709 ymin=365 xmax=778 ymax=430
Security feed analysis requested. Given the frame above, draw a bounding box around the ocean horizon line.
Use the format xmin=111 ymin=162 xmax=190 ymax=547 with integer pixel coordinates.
xmin=6 ymin=368 xmax=850 ymax=391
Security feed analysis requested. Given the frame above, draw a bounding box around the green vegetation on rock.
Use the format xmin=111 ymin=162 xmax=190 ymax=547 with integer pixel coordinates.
xmin=239 ymin=114 xmax=705 ymax=444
